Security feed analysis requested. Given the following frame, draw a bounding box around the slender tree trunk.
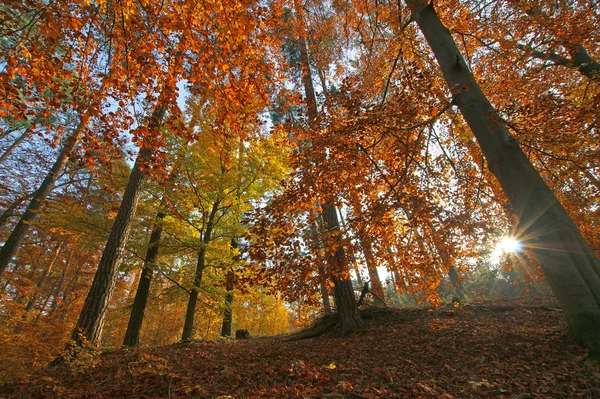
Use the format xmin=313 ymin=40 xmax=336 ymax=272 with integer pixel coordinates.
xmin=220 ymin=237 xmax=238 ymax=337
xmin=41 ymin=247 xmax=74 ymax=318
xmin=0 ymin=128 xmax=31 ymax=165
xmin=359 ymin=234 xmax=385 ymax=299
xmin=0 ymin=119 xmax=87 ymax=279
xmin=181 ymin=200 xmax=220 ymax=342
xmin=220 ymin=270 xmax=234 ymax=337
xmin=47 ymin=178 xmax=93 ymax=315
xmin=407 ymin=0 xmax=600 ymax=353
xmin=69 ymin=107 xmax=165 ymax=347
xmin=25 ymin=241 xmax=63 ymax=313
xmin=122 ymin=208 xmax=166 ymax=347
xmin=298 ymin=36 xmax=318 ymax=126
xmin=318 ymin=262 xmax=332 ymax=314
xmin=337 ymin=208 xmax=363 ymax=285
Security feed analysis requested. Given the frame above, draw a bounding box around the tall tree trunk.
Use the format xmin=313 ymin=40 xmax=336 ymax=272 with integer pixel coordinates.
xmin=322 ymin=204 xmax=363 ymax=333
xmin=122 ymin=208 xmax=166 ymax=347
xmin=296 ymin=14 xmax=362 ymax=333
xmin=337 ymin=208 xmax=363 ymax=285
xmin=318 ymin=262 xmax=332 ymax=314
xmin=0 ymin=128 xmax=31 ymax=165
xmin=0 ymin=118 xmax=87 ymax=279
xmin=70 ymin=107 xmax=165 ymax=347
xmin=407 ymin=0 xmax=600 ymax=354
xmin=42 ymin=247 xmax=74 ymax=318
xmin=47 ymin=177 xmax=93 ymax=315
xmin=220 ymin=270 xmax=234 ymax=337
xmin=181 ymin=200 xmax=220 ymax=342
xmin=220 ymin=237 xmax=238 ymax=337
xmin=25 ymin=241 xmax=63 ymax=313
xmin=359 ymin=234 xmax=385 ymax=300
xmin=310 ymin=213 xmax=332 ymax=314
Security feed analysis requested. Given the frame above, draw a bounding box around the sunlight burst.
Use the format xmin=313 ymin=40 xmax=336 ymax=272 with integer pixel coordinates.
xmin=490 ymin=236 xmax=522 ymax=265
xmin=499 ymin=237 xmax=521 ymax=254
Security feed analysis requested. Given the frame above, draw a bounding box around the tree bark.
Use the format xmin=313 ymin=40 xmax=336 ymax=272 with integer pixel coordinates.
xmin=220 ymin=238 xmax=237 ymax=337
xmin=181 ymin=200 xmax=220 ymax=342
xmin=298 ymin=34 xmax=319 ymax=126
xmin=322 ymin=204 xmax=363 ymax=334
xmin=337 ymin=208 xmax=363 ymax=285
xmin=310 ymin=214 xmax=333 ymax=314
xmin=318 ymin=262 xmax=332 ymax=314
xmin=122 ymin=208 xmax=166 ymax=347
xmin=0 ymin=118 xmax=87 ymax=279
xmin=70 ymin=107 xmax=165 ymax=347
xmin=220 ymin=269 xmax=234 ymax=337
xmin=407 ymin=0 xmax=600 ymax=354
xmin=359 ymin=233 xmax=386 ymax=300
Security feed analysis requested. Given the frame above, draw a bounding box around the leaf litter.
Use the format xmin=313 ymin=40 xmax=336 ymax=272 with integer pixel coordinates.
xmin=2 ymin=296 xmax=599 ymax=398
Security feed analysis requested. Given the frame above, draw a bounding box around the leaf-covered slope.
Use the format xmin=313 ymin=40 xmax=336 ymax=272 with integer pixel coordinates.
xmin=3 ymin=297 xmax=600 ymax=398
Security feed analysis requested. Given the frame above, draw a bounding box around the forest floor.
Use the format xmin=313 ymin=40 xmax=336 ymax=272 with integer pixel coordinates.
xmin=2 ymin=295 xmax=600 ymax=398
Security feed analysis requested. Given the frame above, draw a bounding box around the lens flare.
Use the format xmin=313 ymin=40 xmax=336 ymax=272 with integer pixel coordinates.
xmin=499 ymin=237 xmax=521 ymax=253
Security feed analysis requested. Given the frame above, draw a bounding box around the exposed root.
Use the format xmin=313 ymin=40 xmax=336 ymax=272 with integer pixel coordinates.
xmin=287 ymin=306 xmax=392 ymax=341
xmin=286 ymin=313 xmax=338 ymax=341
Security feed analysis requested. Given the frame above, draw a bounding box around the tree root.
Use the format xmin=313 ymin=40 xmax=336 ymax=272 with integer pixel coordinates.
xmin=287 ymin=306 xmax=391 ymax=341
xmin=286 ymin=315 xmax=338 ymax=341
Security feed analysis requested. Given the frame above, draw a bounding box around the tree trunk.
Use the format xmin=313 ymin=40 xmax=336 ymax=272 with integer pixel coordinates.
xmin=25 ymin=241 xmax=63 ymax=313
xmin=318 ymin=262 xmax=332 ymax=314
xmin=310 ymin=214 xmax=332 ymax=314
xmin=407 ymin=0 xmax=600 ymax=354
xmin=122 ymin=208 xmax=166 ymax=347
xmin=296 ymin=11 xmax=362 ymax=333
xmin=0 ymin=118 xmax=87 ymax=279
xmin=322 ymin=204 xmax=362 ymax=333
xmin=337 ymin=208 xmax=363 ymax=285
xmin=298 ymin=35 xmax=318 ymax=126
xmin=332 ymin=278 xmax=361 ymax=335
xmin=181 ymin=200 xmax=220 ymax=342
xmin=43 ymin=247 xmax=74 ymax=317
xmin=220 ymin=270 xmax=234 ymax=337
xmin=220 ymin=237 xmax=238 ymax=337
xmin=70 ymin=107 xmax=165 ymax=347
xmin=0 ymin=128 xmax=31 ymax=165
xmin=359 ymin=234 xmax=386 ymax=300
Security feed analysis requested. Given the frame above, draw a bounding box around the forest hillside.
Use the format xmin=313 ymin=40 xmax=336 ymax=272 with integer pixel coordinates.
xmin=2 ymin=296 xmax=599 ymax=399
